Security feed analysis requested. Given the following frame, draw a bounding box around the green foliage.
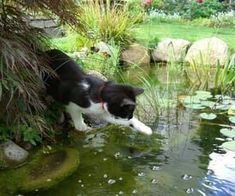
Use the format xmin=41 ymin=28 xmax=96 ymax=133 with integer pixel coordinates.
xmin=78 ymin=1 xmax=138 ymax=46
xmin=0 ymin=123 xmax=13 ymax=142
xmin=126 ymin=0 xmax=145 ymax=23
xmin=147 ymin=36 xmax=160 ymax=50
xmin=185 ymin=58 xmax=235 ymax=93
xmin=18 ymin=125 xmax=42 ymax=146
xmin=183 ymin=0 xmax=227 ymax=20
xmin=82 ymin=42 xmax=121 ymax=78
xmin=151 ymin=0 xmax=228 ymax=20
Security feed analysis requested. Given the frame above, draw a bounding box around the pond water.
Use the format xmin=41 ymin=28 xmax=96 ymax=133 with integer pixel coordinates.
xmin=3 ymin=67 xmax=235 ymax=195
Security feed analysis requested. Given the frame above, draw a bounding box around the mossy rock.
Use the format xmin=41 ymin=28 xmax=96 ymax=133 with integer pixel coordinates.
xmin=0 ymin=146 xmax=79 ymax=195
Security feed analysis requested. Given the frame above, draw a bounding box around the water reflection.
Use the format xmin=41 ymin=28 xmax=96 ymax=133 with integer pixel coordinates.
xmin=201 ymin=151 xmax=235 ymax=196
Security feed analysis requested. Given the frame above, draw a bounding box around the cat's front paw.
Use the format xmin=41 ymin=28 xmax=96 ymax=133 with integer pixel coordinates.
xmin=74 ymin=123 xmax=91 ymax=132
xmin=140 ymin=125 xmax=153 ymax=135
xmin=129 ymin=117 xmax=153 ymax=135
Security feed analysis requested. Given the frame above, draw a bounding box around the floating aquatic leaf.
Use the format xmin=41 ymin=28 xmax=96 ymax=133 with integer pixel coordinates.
xmin=201 ymin=101 xmax=216 ymax=108
xmin=228 ymin=105 xmax=235 ymax=115
xmin=215 ymin=95 xmax=231 ymax=100
xmin=185 ymin=104 xmax=205 ymax=110
xmin=152 ymin=166 xmax=160 ymax=171
xmin=215 ymin=104 xmax=231 ymax=110
xmin=151 ymin=179 xmax=158 ymax=184
xmin=195 ymin=91 xmax=212 ymax=100
xmin=222 ymin=100 xmax=233 ymax=105
xmin=183 ymin=96 xmax=201 ymax=105
xmin=221 ymin=141 xmax=235 ymax=151
xmin=229 ymin=116 xmax=235 ymax=123
xmin=200 ymin=113 xmax=217 ymax=120
xmin=138 ymin=172 xmax=145 ymax=177
xmin=185 ymin=188 xmax=194 ymax=194
xmin=108 ymin=179 xmax=116 ymax=184
xmin=181 ymin=174 xmax=192 ymax=181
xmin=220 ymin=128 xmax=235 ymax=138
xmin=195 ymin=90 xmax=211 ymax=95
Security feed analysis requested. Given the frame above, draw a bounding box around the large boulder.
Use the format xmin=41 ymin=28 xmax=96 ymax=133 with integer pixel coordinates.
xmin=185 ymin=37 xmax=229 ymax=66
xmin=152 ymin=38 xmax=191 ymax=62
xmin=121 ymin=43 xmax=150 ymax=66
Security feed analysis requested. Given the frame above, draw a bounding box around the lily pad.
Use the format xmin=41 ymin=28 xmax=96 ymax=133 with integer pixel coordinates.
xmin=229 ymin=116 xmax=235 ymax=124
xmin=195 ymin=91 xmax=213 ymax=99
xmin=185 ymin=104 xmax=205 ymax=110
xmin=195 ymin=90 xmax=211 ymax=95
xmin=215 ymin=95 xmax=231 ymax=100
xmin=199 ymin=113 xmax=217 ymax=120
xmin=183 ymin=96 xmax=201 ymax=105
xmin=201 ymin=101 xmax=216 ymax=108
xmin=221 ymin=141 xmax=235 ymax=151
xmin=228 ymin=105 xmax=235 ymax=115
xmin=215 ymin=104 xmax=231 ymax=110
xmin=220 ymin=128 xmax=235 ymax=138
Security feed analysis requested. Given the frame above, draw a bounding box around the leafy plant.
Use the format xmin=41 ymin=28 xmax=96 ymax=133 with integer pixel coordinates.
xmin=185 ymin=56 xmax=235 ymax=93
xmin=78 ymin=0 xmax=139 ymax=46
xmin=82 ymin=41 xmax=121 ymax=78
xmin=19 ymin=125 xmax=42 ymax=146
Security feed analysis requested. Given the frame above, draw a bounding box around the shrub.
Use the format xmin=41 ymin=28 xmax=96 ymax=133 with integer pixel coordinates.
xmin=150 ymin=0 xmax=228 ymax=20
xmin=183 ymin=0 xmax=228 ymax=20
xmin=0 ymin=0 xmax=81 ymax=143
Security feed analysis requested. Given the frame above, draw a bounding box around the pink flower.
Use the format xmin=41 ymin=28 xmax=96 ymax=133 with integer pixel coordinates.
xmin=196 ymin=0 xmax=204 ymax=3
xmin=142 ymin=0 xmax=153 ymax=6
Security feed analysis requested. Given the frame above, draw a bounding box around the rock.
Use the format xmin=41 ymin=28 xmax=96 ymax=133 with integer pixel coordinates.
xmin=185 ymin=37 xmax=229 ymax=66
xmin=0 ymin=146 xmax=80 ymax=194
xmin=87 ymin=70 xmax=108 ymax=81
xmin=28 ymin=17 xmax=65 ymax=37
xmin=94 ymin=41 xmax=113 ymax=56
xmin=152 ymin=38 xmax=191 ymax=62
xmin=121 ymin=43 xmax=150 ymax=66
xmin=67 ymin=47 xmax=89 ymax=60
xmin=1 ymin=140 xmax=28 ymax=164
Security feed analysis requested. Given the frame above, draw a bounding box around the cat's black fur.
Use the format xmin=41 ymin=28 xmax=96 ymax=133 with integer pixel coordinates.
xmin=44 ymin=49 xmax=143 ymax=120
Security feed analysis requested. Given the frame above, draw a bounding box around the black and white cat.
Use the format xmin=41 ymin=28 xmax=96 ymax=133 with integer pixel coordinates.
xmin=44 ymin=49 xmax=152 ymax=135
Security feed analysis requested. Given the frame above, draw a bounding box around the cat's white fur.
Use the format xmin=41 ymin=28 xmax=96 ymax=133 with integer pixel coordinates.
xmin=66 ymin=101 xmax=152 ymax=135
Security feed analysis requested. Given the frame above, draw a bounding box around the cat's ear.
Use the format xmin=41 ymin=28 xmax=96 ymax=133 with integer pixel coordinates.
xmin=133 ymin=87 xmax=144 ymax=96
xmin=121 ymin=98 xmax=136 ymax=107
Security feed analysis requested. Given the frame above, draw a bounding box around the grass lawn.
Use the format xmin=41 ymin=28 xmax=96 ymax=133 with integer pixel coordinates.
xmin=51 ymin=21 xmax=235 ymax=52
xmin=134 ymin=21 xmax=235 ymax=51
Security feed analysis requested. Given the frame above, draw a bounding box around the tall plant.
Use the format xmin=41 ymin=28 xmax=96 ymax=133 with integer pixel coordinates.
xmin=0 ymin=0 xmax=81 ymax=142
xmin=78 ymin=0 xmax=139 ymax=45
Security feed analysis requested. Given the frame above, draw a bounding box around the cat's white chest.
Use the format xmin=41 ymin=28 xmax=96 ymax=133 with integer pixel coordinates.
xmin=67 ymin=101 xmax=105 ymax=116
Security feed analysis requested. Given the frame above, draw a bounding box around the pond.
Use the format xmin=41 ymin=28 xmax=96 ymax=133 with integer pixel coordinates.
xmin=2 ymin=66 xmax=235 ymax=196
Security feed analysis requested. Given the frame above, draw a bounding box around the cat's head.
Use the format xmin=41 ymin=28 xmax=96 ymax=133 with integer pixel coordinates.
xmin=102 ymin=84 xmax=144 ymax=120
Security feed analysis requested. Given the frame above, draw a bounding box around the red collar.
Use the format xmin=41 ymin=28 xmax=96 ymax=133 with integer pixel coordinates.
xmin=98 ymin=84 xmax=105 ymax=110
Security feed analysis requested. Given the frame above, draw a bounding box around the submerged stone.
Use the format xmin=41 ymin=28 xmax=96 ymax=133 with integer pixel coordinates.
xmin=0 ymin=146 xmax=79 ymax=195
